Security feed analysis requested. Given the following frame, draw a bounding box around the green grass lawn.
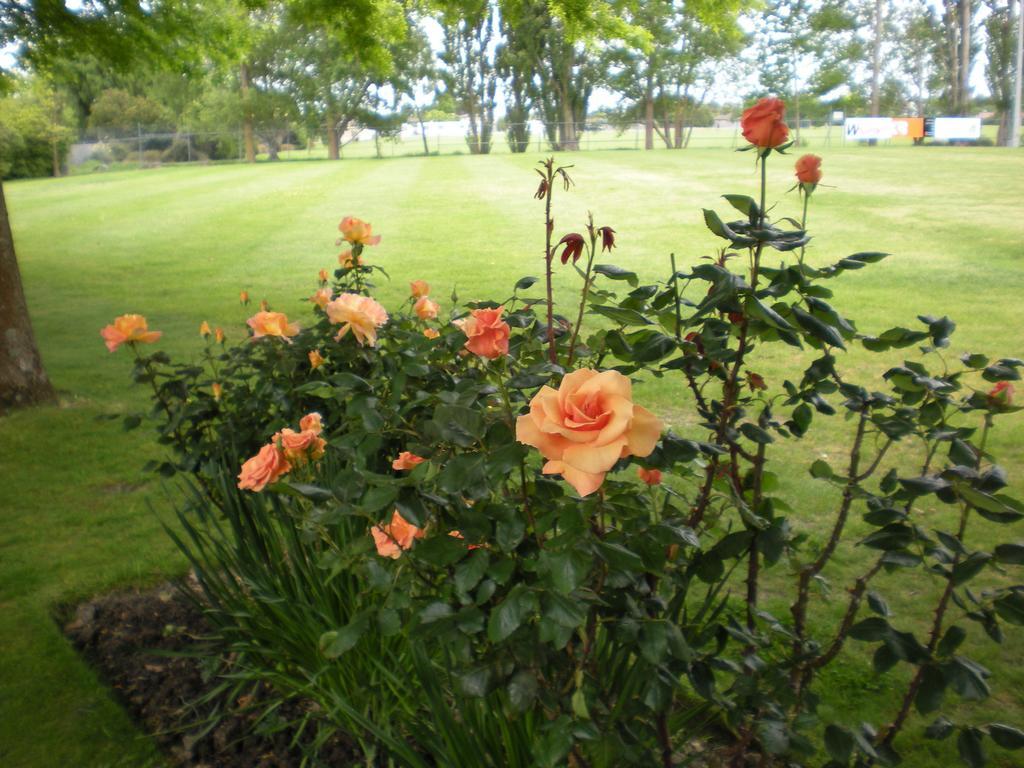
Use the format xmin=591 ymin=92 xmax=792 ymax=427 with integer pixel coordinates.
xmin=3 ymin=145 xmax=1023 ymax=766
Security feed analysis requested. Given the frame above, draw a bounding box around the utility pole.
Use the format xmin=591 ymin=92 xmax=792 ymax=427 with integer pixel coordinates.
xmin=1013 ymin=0 xmax=1023 ymax=147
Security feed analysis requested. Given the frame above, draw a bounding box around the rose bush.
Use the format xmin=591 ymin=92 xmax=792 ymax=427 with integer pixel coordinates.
xmin=107 ymin=102 xmax=1024 ymax=768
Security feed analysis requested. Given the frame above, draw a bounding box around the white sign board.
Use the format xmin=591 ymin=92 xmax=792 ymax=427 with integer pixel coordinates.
xmin=844 ymin=117 xmax=896 ymax=141
xmin=831 ymin=110 xmax=845 ymax=125
xmin=932 ymin=117 xmax=982 ymax=141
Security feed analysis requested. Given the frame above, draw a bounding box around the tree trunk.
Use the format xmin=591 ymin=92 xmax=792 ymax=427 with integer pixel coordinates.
xmin=960 ymin=0 xmax=972 ymax=114
xmin=871 ymin=0 xmax=883 ymax=115
xmin=0 ymin=180 xmax=57 ymax=414
xmin=240 ymin=62 xmax=256 ymax=163
xmin=644 ymin=62 xmax=654 ymax=150
xmin=673 ymin=99 xmax=684 ymax=149
xmin=416 ymin=108 xmax=430 ymax=155
xmin=326 ymin=111 xmax=339 ymax=160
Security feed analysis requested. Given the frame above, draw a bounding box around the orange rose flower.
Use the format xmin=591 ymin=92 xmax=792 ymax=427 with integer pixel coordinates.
xmin=310 ymin=287 xmax=332 ymax=309
xmin=319 ymin=268 xmax=329 ymax=283
xmin=215 ymin=327 xmax=225 ymax=344
xmin=308 ymin=349 xmax=325 ymax=369
xmin=237 ymin=443 xmax=291 ymax=492
xmin=325 ymin=293 xmax=389 ymax=346
xmin=637 ymin=466 xmax=662 ymax=486
xmin=392 ymin=451 xmax=426 ymax=471
xmin=414 ymin=296 xmax=440 ymax=321
xmin=100 ymin=314 xmax=162 ymax=352
xmin=199 ymin=320 xmax=211 ymax=337
xmin=240 ymin=290 xmax=250 ymax=305
xmin=300 ymin=412 xmax=323 ymax=434
xmin=338 ymin=216 xmax=381 ymax=247
xmin=516 ymin=369 xmax=663 ymax=497
xmin=247 ymin=311 xmax=299 ymax=342
xmin=454 ymin=307 xmax=510 ymax=359
xmin=741 ymin=97 xmax=789 ymax=149
xmin=276 ymin=428 xmax=326 ymax=463
xmin=410 ymin=280 xmax=430 ymax=298
xmin=795 ymin=154 xmax=823 ymax=185
xmin=212 ymin=382 xmax=223 ymax=401
xmin=423 ymin=328 xmax=440 ymax=340
xmin=371 ymin=510 xmax=424 ymax=559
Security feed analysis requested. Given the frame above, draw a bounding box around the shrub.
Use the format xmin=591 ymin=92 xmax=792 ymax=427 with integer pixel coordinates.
xmin=107 ymin=100 xmax=1024 ymax=768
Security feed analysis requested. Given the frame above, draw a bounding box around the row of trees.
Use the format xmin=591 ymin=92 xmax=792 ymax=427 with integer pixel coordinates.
xmin=3 ymin=0 xmax=1021 ymax=172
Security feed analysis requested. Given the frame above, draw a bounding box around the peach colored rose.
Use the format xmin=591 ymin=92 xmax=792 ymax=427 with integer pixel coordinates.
xmin=240 ymin=290 xmax=250 ymax=305
xmin=795 ymin=154 xmax=822 ymax=185
xmin=392 ymin=451 xmax=426 ymax=471
xmin=325 ymin=293 xmax=389 ymax=346
xmin=247 ymin=311 xmax=299 ymax=342
xmin=637 ymin=467 xmax=662 ymax=486
xmin=741 ymin=98 xmax=789 ymax=149
xmin=339 ymin=216 xmax=381 ymax=247
xmin=199 ymin=321 xmax=211 ymax=337
xmin=410 ymin=280 xmax=430 ymax=298
xmin=423 ymin=328 xmax=440 ymax=340
xmin=237 ymin=443 xmax=291 ymax=492
xmin=310 ymin=287 xmax=332 ymax=309
xmin=454 ymin=307 xmax=510 ymax=359
xmin=414 ymin=296 xmax=440 ymax=321
xmin=100 ymin=314 xmax=162 ymax=352
xmin=215 ymin=327 xmax=225 ymax=344
xmin=308 ymin=349 xmax=325 ymax=369
xmin=299 ymin=412 xmax=323 ymax=434
xmin=371 ymin=510 xmax=424 ymax=559
xmin=319 ymin=268 xmax=329 ymax=283
xmin=516 ymin=369 xmax=664 ymax=497
xmin=212 ymin=382 xmax=223 ymax=401
xmin=276 ymin=428 xmax=326 ymax=463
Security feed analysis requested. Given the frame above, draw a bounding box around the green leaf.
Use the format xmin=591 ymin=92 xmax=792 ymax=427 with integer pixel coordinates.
xmin=319 ymin=612 xmax=370 ymax=658
xmin=457 ymin=666 xmax=492 ymax=697
xmin=544 ymin=592 xmax=587 ymax=628
xmin=938 ymin=625 xmax=967 ymax=657
xmin=988 ymin=724 xmax=1024 ymax=750
xmin=740 ymin=422 xmax=774 ymax=445
xmin=994 ymin=543 xmax=1024 ymax=565
xmin=487 ymin=584 xmax=532 ymax=643
xmin=810 ymin=459 xmax=835 ymax=479
xmin=377 ymin=608 xmax=401 ymax=637
xmin=419 ymin=601 xmax=454 ymax=624
xmin=539 ymin=549 xmax=590 ymax=595
xmin=850 ymin=617 xmax=891 ymax=641
xmin=514 ymin=276 xmax=539 ymax=291
xmin=915 ymin=665 xmax=946 ymax=714
xmin=994 ymin=591 xmax=1024 ymax=625
xmin=957 ymin=727 xmax=986 ymax=768
xmin=824 ymin=724 xmax=855 ymax=762
xmin=757 ymin=719 xmax=790 ymax=755
xmin=596 ymin=540 xmax=644 ymax=571
xmin=455 ymin=549 xmax=490 ymax=594
xmin=593 ymin=263 xmax=639 ymax=287
xmin=722 ymin=193 xmax=760 ymax=219
xmin=952 ymin=552 xmax=992 ymax=586
xmin=926 ymin=717 xmax=956 ymax=740
xmin=590 ymin=304 xmax=652 ymax=326
xmin=792 ymin=306 xmax=846 ymax=349
xmin=508 ymin=669 xmax=539 ymax=712
xmin=639 ymin=620 xmax=668 ymax=665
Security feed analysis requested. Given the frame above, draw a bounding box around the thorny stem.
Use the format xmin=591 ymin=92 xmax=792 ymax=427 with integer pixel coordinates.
xmin=791 ymin=410 xmax=870 ymax=676
xmin=496 ymin=362 xmax=541 ymax=547
xmin=797 ymin=188 xmax=810 ymax=267
xmin=670 ymin=252 xmax=682 ymax=342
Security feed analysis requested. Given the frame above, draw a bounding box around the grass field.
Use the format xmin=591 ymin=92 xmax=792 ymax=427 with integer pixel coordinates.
xmin=2 ymin=144 xmax=1023 ymax=766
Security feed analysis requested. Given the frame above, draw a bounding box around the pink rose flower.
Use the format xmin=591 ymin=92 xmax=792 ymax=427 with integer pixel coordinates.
xmin=454 ymin=307 xmax=510 ymax=359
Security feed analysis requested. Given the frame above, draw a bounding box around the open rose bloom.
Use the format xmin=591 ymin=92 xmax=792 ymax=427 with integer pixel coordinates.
xmin=371 ymin=510 xmax=424 ymax=559
xmin=276 ymin=428 xmax=326 ymax=464
xmin=740 ymin=97 xmax=789 ymax=149
xmin=326 ymin=293 xmax=389 ymax=346
xmin=414 ymin=296 xmax=440 ymax=320
xmin=100 ymin=314 xmax=162 ymax=352
xmin=247 ymin=311 xmax=299 ymax=342
xmin=454 ymin=307 xmax=510 ymax=359
xmin=237 ymin=443 xmax=291 ymax=492
xmin=516 ymin=369 xmax=663 ymax=496
xmin=392 ymin=451 xmax=426 ymax=471
xmin=339 ymin=216 xmax=381 ymax=247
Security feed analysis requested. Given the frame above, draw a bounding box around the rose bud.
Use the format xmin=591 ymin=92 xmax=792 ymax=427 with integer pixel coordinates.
xmin=748 ymin=372 xmax=767 ymax=391
xmin=557 ymin=232 xmax=585 ymax=264
xmin=988 ymin=381 xmax=1014 ymax=409
xmin=597 ymin=226 xmax=616 ymax=252
xmin=637 ymin=466 xmax=662 ymax=486
xmin=795 ymin=154 xmax=823 ymax=186
xmin=534 ymin=178 xmax=548 ymax=199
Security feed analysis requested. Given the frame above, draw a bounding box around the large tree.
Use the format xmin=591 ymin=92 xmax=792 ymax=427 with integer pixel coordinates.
xmin=438 ymin=0 xmax=498 ymax=154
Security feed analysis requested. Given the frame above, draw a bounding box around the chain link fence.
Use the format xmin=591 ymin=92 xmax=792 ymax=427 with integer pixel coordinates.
xmin=67 ymin=121 xmax=857 ymax=173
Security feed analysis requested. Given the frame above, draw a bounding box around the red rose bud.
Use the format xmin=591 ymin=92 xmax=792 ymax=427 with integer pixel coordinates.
xmin=740 ymin=97 xmax=789 ymax=149
xmin=684 ymin=331 xmax=705 ymax=357
xmin=637 ymin=466 xmax=662 ymax=486
xmin=558 ymin=233 xmax=585 ymax=264
xmin=598 ymin=226 xmax=616 ymax=252
xmin=988 ymin=381 xmax=1014 ymax=408
xmin=748 ymin=372 xmax=767 ymax=391
xmin=795 ymin=154 xmax=823 ymax=185
xmin=728 ymin=312 xmax=743 ymax=325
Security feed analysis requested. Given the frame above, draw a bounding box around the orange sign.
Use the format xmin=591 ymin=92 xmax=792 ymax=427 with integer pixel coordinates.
xmin=893 ymin=117 xmax=924 ymax=139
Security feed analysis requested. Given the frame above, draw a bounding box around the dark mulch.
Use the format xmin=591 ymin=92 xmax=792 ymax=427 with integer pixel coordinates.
xmin=61 ymin=582 xmax=358 ymax=767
